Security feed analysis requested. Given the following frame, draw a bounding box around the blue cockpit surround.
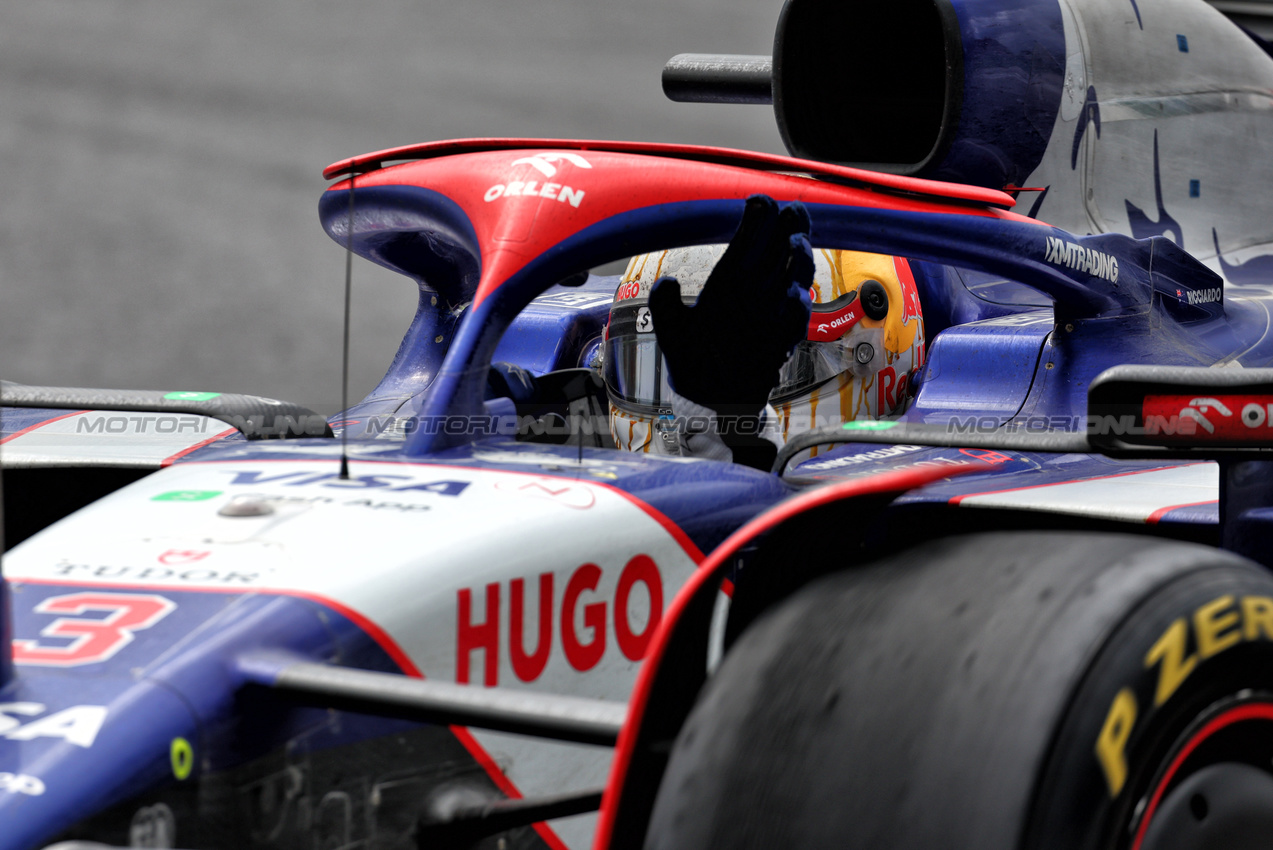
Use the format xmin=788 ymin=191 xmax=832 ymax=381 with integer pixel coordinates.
xmin=316 ymin=167 xmax=1235 ymax=460
xmin=342 ymin=195 xmax=1222 ymax=455
xmin=404 ymin=199 xmax=759 ymax=455
xmin=318 ymin=185 xmax=481 ymax=307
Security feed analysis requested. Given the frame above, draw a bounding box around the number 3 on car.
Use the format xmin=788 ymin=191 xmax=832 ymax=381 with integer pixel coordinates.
xmin=12 ymin=592 xmax=176 ymax=667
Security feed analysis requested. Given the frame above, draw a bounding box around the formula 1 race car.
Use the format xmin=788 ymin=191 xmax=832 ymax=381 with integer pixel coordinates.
xmin=7 ymin=0 xmax=1273 ymax=848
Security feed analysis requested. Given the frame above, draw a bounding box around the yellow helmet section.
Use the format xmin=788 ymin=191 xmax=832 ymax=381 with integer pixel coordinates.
xmin=816 ymin=250 xmax=923 ymax=357
xmin=811 ymin=249 xmax=894 ymax=303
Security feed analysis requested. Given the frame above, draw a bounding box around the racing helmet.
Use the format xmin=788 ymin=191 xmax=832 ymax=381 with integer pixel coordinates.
xmin=603 ymin=244 xmax=925 ymax=453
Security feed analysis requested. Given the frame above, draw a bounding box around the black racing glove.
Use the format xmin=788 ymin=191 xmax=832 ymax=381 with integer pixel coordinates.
xmin=648 ymin=195 xmax=814 ymax=420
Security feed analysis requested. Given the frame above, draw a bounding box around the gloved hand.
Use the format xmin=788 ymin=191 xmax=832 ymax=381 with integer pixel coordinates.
xmin=648 ymin=195 xmax=814 ymax=418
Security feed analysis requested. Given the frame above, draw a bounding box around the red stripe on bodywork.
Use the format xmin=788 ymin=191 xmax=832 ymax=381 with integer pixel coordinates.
xmin=0 ymin=410 xmax=88 ymax=444
xmin=0 ymin=411 xmax=235 ymax=466
xmin=161 ymin=427 xmax=238 ymax=466
xmin=608 ymin=489 xmax=705 ymax=565
xmin=16 ymin=456 xmax=696 ymax=850
xmin=1145 ymin=499 xmax=1219 ymax=525
xmin=174 ymin=456 xmax=707 ymax=565
xmin=593 ymin=462 xmax=989 ymax=849
xmin=947 ymin=463 xmax=1208 ymax=507
xmin=448 ymin=726 xmax=570 ymax=850
xmin=302 ymin=595 xmax=571 ymax=844
xmin=17 ymin=576 xmax=568 ymax=846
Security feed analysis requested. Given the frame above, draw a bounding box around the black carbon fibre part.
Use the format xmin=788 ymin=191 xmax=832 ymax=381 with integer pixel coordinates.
xmin=1 ymin=381 xmax=332 ymax=440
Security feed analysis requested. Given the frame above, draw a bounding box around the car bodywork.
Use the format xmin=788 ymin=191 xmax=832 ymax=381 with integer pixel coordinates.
xmin=5 ymin=0 xmax=1273 ymax=848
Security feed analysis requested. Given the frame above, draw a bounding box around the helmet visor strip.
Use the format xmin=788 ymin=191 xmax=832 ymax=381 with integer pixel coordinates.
xmin=770 ymin=329 xmax=884 ymax=403
xmin=603 ymin=305 xmax=672 ymax=413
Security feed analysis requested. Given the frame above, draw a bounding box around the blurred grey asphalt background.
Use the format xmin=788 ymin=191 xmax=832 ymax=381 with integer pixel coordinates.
xmin=2 ymin=0 xmax=787 ymax=414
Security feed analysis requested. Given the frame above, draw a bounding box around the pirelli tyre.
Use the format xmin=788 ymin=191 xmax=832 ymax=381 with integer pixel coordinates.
xmin=643 ymin=531 xmax=1273 ymax=850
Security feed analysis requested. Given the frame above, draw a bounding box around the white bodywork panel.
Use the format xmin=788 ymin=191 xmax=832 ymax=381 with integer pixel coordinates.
xmin=954 ymin=462 xmax=1218 ymax=521
xmin=0 ymin=410 xmax=232 ymax=468
xmin=6 ymin=459 xmax=704 ymax=849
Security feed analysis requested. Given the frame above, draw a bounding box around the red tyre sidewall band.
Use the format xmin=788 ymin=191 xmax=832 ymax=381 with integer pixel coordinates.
xmin=1131 ymin=701 xmax=1273 ymax=849
xmin=1030 ymin=566 xmax=1273 ymax=850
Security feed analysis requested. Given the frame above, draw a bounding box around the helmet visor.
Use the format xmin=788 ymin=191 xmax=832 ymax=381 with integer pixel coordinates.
xmin=770 ymin=329 xmax=886 ymax=403
xmin=771 ymin=341 xmax=848 ymax=403
xmin=603 ymin=335 xmax=672 ymax=413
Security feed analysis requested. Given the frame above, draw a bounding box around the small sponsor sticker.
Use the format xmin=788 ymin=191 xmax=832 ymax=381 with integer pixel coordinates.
xmin=510 ymin=152 xmax=592 ymax=178
xmin=151 ymin=490 xmax=223 ymax=502
xmin=158 ymin=550 xmax=211 ymax=566
xmin=171 ymin=737 xmax=194 ymax=780
xmin=808 ymin=302 xmax=864 ymax=342
xmin=164 ymin=391 xmax=221 ymax=401
xmin=1142 ymin=394 xmax=1273 ymax=441
xmin=1179 ymin=287 xmax=1222 ymax=306
xmin=842 ymin=421 xmax=899 ymax=431
xmin=1043 ymin=236 xmax=1119 ymax=283
xmin=494 ymin=478 xmax=597 ymax=510
xmin=615 ymin=280 xmax=642 ymax=301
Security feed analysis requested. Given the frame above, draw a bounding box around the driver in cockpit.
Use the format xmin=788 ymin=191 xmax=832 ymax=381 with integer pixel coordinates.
xmin=604 ymin=196 xmax=926 ymax=469
xmin=489 ymin=196 xmax=926 ymax=470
